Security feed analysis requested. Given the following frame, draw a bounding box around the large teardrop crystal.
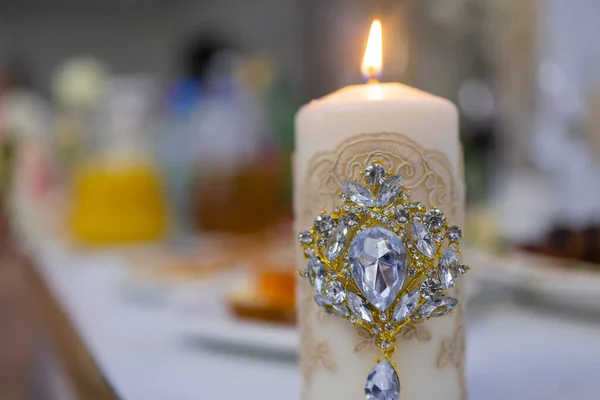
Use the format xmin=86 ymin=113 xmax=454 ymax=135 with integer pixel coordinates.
xmin=349 ymin=227 xmax=407 ymax=311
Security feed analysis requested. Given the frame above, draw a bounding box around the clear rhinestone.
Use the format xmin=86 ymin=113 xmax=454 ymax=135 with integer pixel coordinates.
xmin=393 ymin=290 xmax=421 ymax=323
xmin=423 ymin=209 xmax=446 ymax=232
xmin=419 ymin=296 xmax=458 ymax=318
xmin=395 ymin=208 xmax=410 ymax=224
xmin=298 ymin=230 xmax=313 ymax=244
xmin=328 ymin=270 xmax=338 ymax=280
xmin=411 ymin=220 xmax=437 ymax=258
xmin=327 ymin=223 xmax=348 ymax=261
xmin=380 ymin=340 xmax=391 ymax=350
xmin=400 ymin=192 xmax=409 ymax=200
xmin=415 ymin=261 xmax=423 ymax=267
xmin=433 ymin=233 xmax=444 ymax=242
xmin=446 ymin=225 xmax=462 ymax=241
xmin=340 ymin=193 xmax=348 ymax=202
xmin=349 ymin=227 xmax=408 ymax=311
xmin=364 ymin=163 xmax=387 ymax=186
xmin=314 ymin=214 xmax=335 ymax=235
xmin=341 ymin=180 xmax=375 ymax=207
xmin=385 ymin=323 xmax=394 ymax=332
xmin=300 ymin=268 xmax=309 ymax=278
xmin=314 ymin=295 xmax=350 ymax=317
xmin=365 ymin=360 xmax=400 ymax=400
xmin=427 ymin=269 xmax=436 ymax=277
xmin=343 ymin=205 xmax=350 ymax=211
xmin=407 ymin=268 xmax=416 ymax=277
xmin=370 ymin=211 xmax=377 ymax=218
xmin=304 ymin=248 xmax=315 ymax=256
xmin=379 ymin=313 xmax=388 ymax=322
xmin=307 ymin=257 xmax=326 ymax=293
xmin=325 ymin=281 xmax=346 ymax=304
xmin=317 ymin=238 xmax=326 ymax=246
xmin=412 ymin=314 xmax=424 ymax=323
xmin=458 ymin=264 xmax=469 ymax=274
xmin=342 ymin=213 xmax=360 ymax=227
xmin=375 ymin=175 xmax=404 ymax=207
xmin=346 ymin=292 xmax=374 ymax=323
xmin=439 ymin=247 xmax=459 ymax=289
xmin=350 ymin=315 xmax=357 ymax=323
xmin=420 ymin=278 xmax=442 ymax=300
xmin=372 ymin=326 xmax=382 ymax=335
xmin=331 ymin=304 xmax=350 ymax=317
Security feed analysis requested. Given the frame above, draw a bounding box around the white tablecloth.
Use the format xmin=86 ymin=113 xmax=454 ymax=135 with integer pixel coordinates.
xmin=29 ymin=238 xmax=600 ymax=400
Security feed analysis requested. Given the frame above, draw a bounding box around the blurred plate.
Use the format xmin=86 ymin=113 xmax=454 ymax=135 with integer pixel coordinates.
xmin=168 ymin=270 xmax=297 ymax=356
xmin=469 ymin=247 xmax=600 ymax=313
xmin=182 ymin=314 xmax=297 ymax=356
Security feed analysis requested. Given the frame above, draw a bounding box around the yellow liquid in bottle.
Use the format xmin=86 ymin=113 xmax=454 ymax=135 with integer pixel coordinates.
xmin=70 ymin=161 xmax=167 ymax=244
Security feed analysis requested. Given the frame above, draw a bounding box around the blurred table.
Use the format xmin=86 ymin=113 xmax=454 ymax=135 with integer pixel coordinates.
xmin=25 ymin=235 xmax=600 ymax=400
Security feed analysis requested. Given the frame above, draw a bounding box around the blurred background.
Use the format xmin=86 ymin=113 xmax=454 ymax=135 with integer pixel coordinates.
xmin=1 ymin=0 xmax=600 ymax=399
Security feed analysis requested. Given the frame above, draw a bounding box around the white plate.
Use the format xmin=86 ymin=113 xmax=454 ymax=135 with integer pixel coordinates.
xmin=166 ymin=270 xmax=297 ymax=356
xmin=468 ymin=247 xmax=600 ymax=312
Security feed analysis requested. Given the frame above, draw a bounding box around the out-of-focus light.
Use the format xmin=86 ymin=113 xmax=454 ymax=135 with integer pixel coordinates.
xmin=537 ymin=61 xmax=565 ymax=96
xmin=361 ymin=20 xmax=383 ymax=83
xmin=457 ymin=79 xmax=495 ymax=121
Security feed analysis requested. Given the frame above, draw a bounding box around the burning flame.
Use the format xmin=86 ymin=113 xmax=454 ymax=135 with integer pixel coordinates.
xmin=361 ymin=19 xmax=383 ymax=83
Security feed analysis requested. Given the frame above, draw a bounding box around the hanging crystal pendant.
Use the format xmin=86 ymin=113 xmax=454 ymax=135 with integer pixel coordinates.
xmin=365 ymin=360 xmax=400 ymax=400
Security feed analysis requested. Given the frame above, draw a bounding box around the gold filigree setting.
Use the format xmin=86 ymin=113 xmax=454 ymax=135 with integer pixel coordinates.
xmin=297 ymin=161 xmax=471 ymax=399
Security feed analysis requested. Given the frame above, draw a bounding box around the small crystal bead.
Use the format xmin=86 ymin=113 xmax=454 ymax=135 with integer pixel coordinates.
xmin=380 ymin=340 xmax=391 ymax=350
xmin=385 ymin=323 xmax=394 ymax=332
xmin=342 ymin=213 xmax=360 ymax=227
xmin=298 ymin=230 xmax=313 ymax=244
xmin=379 ymin=313 xmax=388 ymax=322
xmin=420 ymin=278 xmax=443 ymax=300
xmin=423 ymin=209 xmax=446 ymax=232
xmin=372 ymin=326 xmax=382 ymax=335
xmin=395 ymin=208 xmax=410 ymax=224
xmin=317 ymin=238 xmax=326 ymax=246
xmin=407 ymin=268 xmax=416 ymax=276
xmin=364 ymin=163 xmax=387 ymax=186
xmin=325 ymin=281 xmax=346 ymax=304
xmin=314 ymin=214 xmax=335 ymax=235
xmin=447 ymin=225 xmax=462 ymax=241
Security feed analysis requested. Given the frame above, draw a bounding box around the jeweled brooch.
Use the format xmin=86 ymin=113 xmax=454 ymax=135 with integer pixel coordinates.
xmin=297 ymin=162 xmax=470 ymax=400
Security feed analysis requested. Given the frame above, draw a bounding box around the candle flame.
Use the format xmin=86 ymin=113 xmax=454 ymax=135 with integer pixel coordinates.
xmin=361 ymin=19 xmax=383 ymax=83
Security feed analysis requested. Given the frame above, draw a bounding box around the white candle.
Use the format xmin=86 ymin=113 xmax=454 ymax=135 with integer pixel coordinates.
xmin=294 ymin=20 xmax=466 ymax=400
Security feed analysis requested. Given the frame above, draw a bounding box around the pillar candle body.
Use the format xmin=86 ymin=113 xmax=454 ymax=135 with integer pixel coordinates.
xmin=294 ymin=82 xmax=466 ymax=400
